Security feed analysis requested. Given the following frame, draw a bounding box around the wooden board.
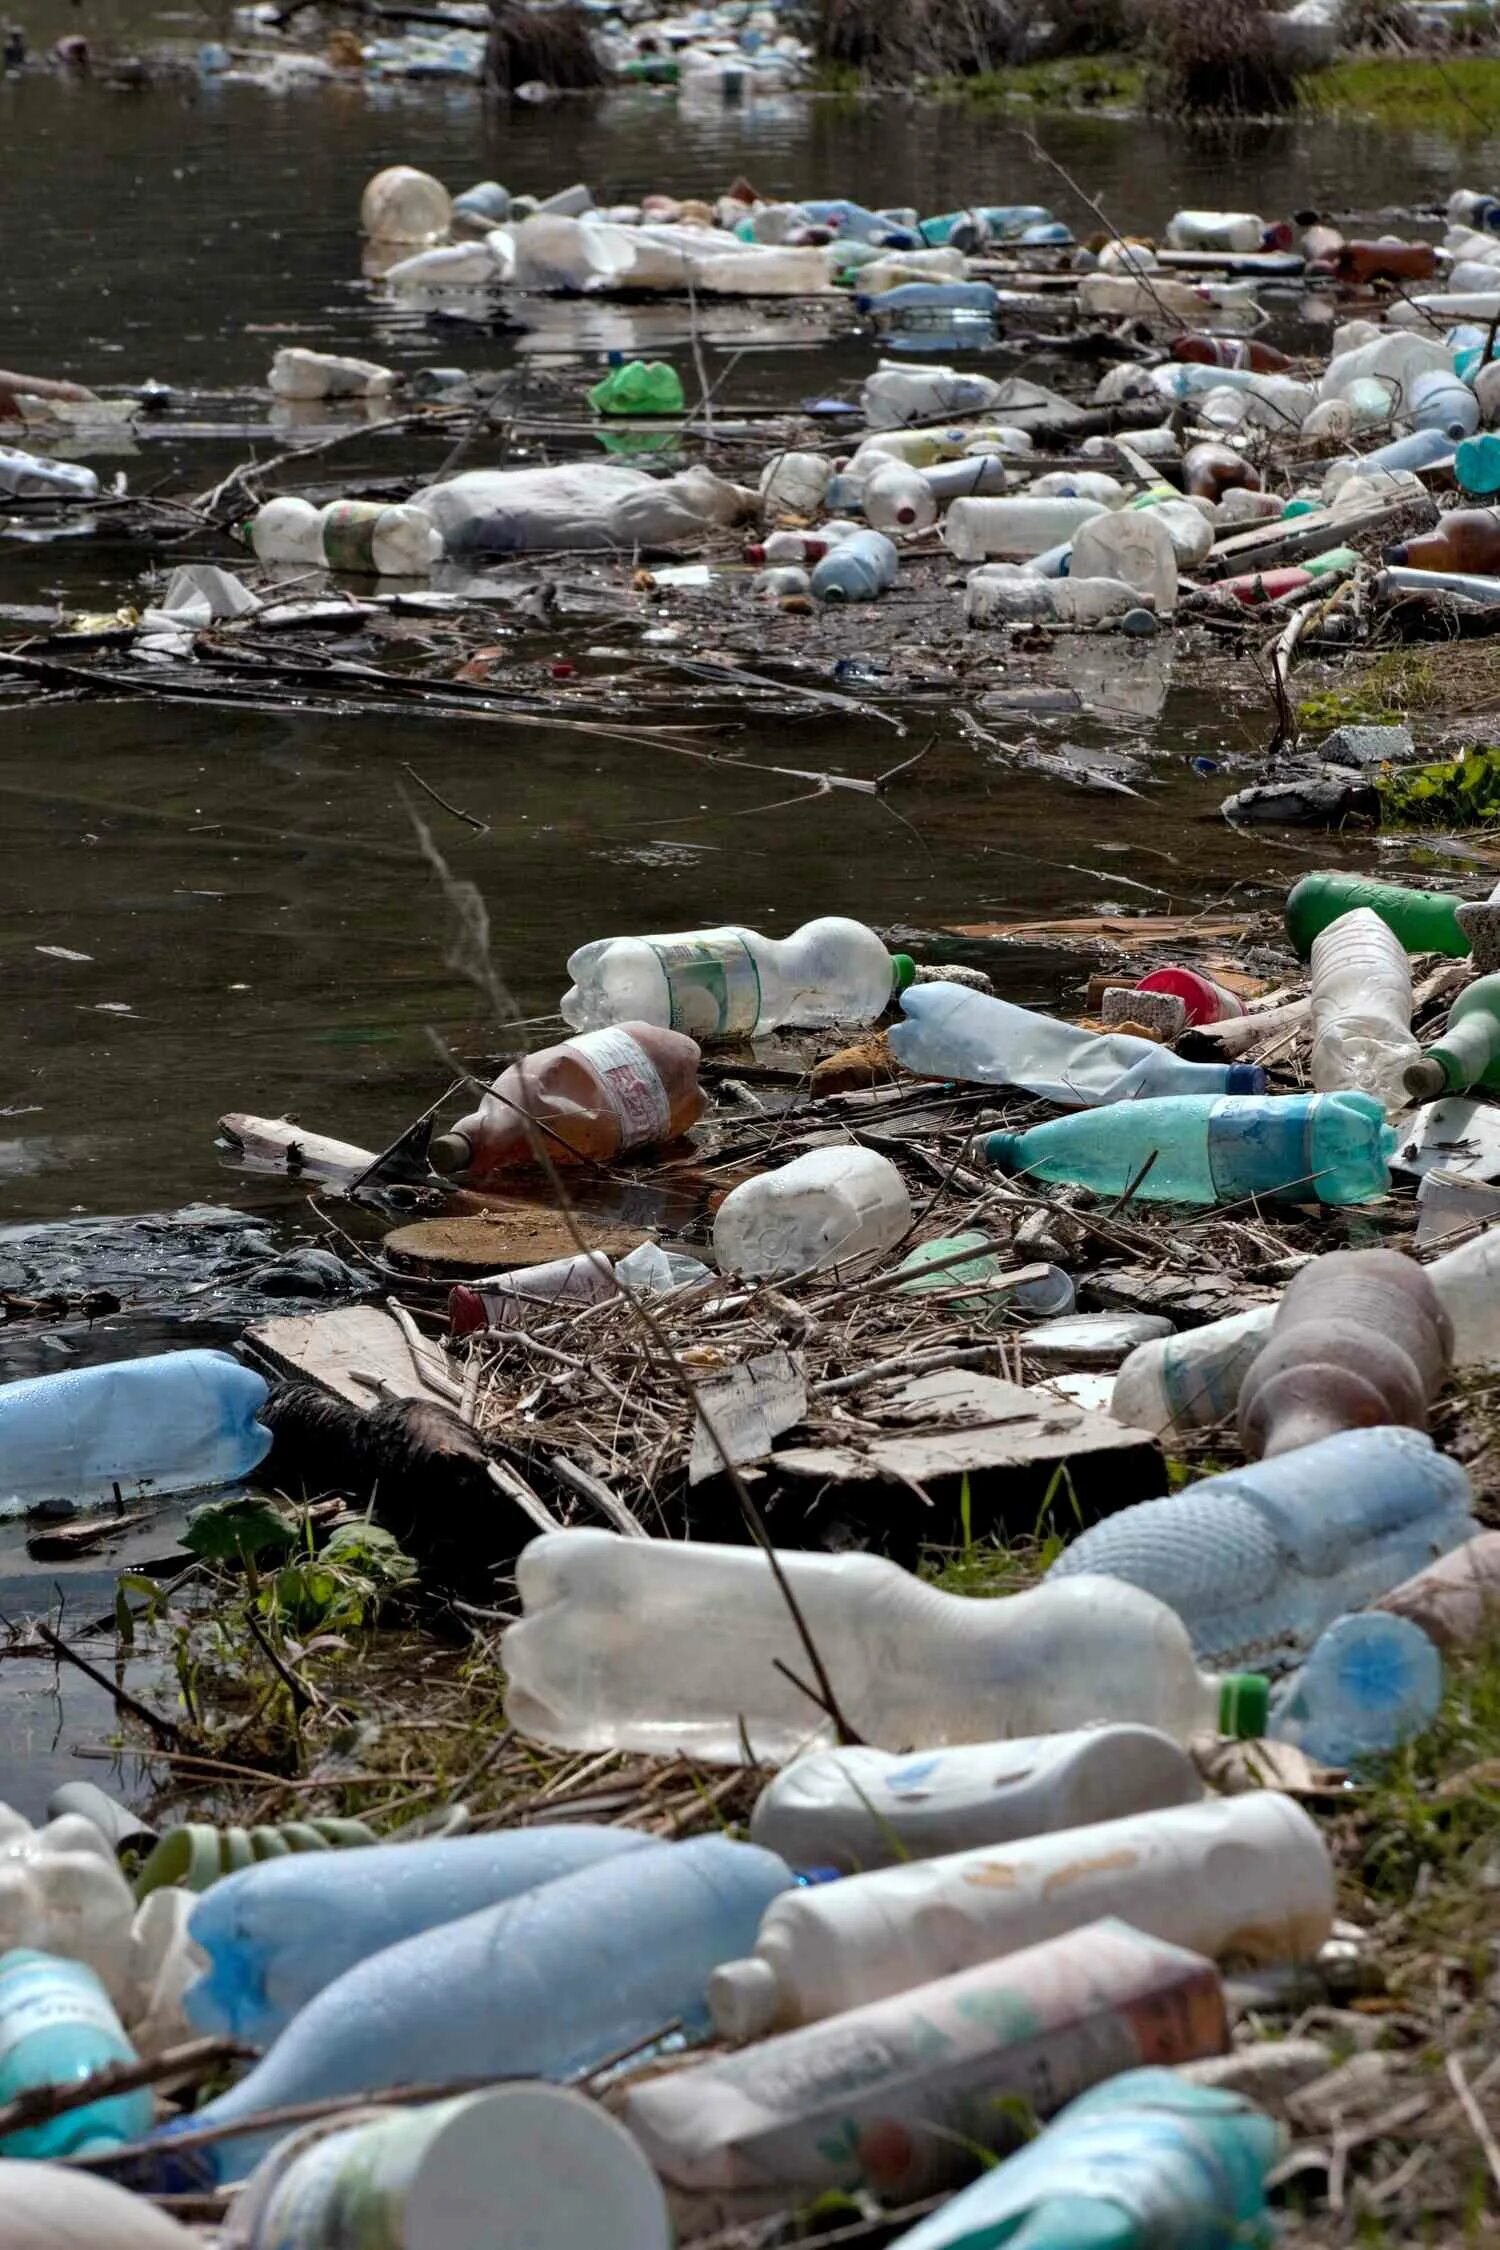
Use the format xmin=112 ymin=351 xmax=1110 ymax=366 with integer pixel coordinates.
xmin=242 ymin=1305 xmax=436 ymax=1411
xmin=383 ymin=1209 xmax=647 ymax=1276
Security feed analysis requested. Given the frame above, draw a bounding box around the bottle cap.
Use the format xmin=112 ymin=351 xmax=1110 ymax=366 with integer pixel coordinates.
xmin=706 ymin=1955 xmax=781 ymax=2042
xmin=890 ymin=953 xmax=917 ymax=994
xmin=743 ymin=543 xmax=767 ymax=565
xmin=1224 ymin=1063 xmax=1269 ymax=1095
xmin=1383 ymin=541 xmax=1410 ymax=564
xmin=983 ymin=1129 xmax=1022 ymax=1174
xmin=1220 ymin=1672 xmax=1270 ymax=1739
xmin=1404 ymin=1054 xmax=1450 ymax=1102
xmin=794 ymin=1864 xmax=843 ymax=1887
xmin=428 ymin=1130 xmax=474 ymax=1176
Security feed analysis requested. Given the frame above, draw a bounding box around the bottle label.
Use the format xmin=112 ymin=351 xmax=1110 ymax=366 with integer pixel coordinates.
xmin=0 ymin=1960 xmax=124 ymax=2063
xmin=320 ymin=501 xmax=385 ymax=574
xmin=646 ymin=933 xmax=762 ymax=1039
xmin=571 ymin=1027 xmax=673 ymax=1149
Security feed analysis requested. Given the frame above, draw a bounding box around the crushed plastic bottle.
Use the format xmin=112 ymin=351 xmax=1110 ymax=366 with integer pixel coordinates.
xmin=896 ymin=1233 xmax=1074 ymax=1320
xmin=561 ymin=917 xmax=914 ymax=1039
xmin=0 ymin=1350 xmax=270 ymax=1514
xmin=588 ymin=359 xmax=685 ymax=415
xmin=888 ymin=984 xmax=1265 ymax=1106
xmin=428 ymin=1024 xmax=705 ymax=1180
xmin=712 ymin=1146 xmax=911 ymax=1278
xmin=1270 ymin=1612 xmax=1443 ymax=1767
xmin=1376 ymin=1528 xmax=1500 ymax=1647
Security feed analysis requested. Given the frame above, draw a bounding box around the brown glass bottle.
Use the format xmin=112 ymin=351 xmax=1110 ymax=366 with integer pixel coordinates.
xmin=430 ymin=1023 xmax=705 ymax=1182
xmin=1182 ymin=444 xmax=1265 ymax=505
xmin=1385 ymin=508 xmax=1500 ymax=575
xmin=1333 ymin=240 xmax=1439 ymax=286
xmin=1237 ymin=1249 xmax=1452 ymax=1460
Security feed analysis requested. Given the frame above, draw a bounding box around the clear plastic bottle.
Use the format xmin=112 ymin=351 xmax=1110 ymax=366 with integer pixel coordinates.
xmin=1424 ymin=1229 xmax=1500 ymax=1361
xmin=1309 ymin=908 xmax=1419 ymax=1111
xmin=448 ymin=1252 xmax=617 ymax=1338
xmin=1111 ymin=1305 xmax=1277 ymax=1438
xmin=986 ymin=1091 xmax=1398 ymax=1207
xmin=861 ymin=365 xmax=1005 ymax=429
xmin=753 ymin=565 xmax=812 ymax=598
xmin=361 ymin=164 xmax=453 ymax=242
xmin=712 ymin=1146 xmax=911 ymax=1278
xmin=888 ymin=984 xmax=1265 ymax=1107
xmin=943 ymin=495 xmax=1109 ymax=562
xmin=748 ymin=1726 xmax=1201 ymax=1873
xmin=1410 ymin=368 xmax=1482 ymax=439
xmin=964 ymin=570 xmax=1147 ymax=627
xmin=1406 ymin=970 xmax=1500 ymax=1098
xmin=184 ymin=1824 xmax=650 ymax=2044
xmin=502 ymin=1530 xmax=1269 ymax=1766
xmin=809 ymin=528 xmax=898 ymax=600
xmin=428 ymin=1024 xmax=704 ymax=1181
xmin=1068 ymin=507 xmax=1179 ymax=612
xmin=1269 ymin=1612 xmax=1443 ymax=1767
xmin=858 ymin=280 xmax=1000 ymax=320
xmin=711 ymin=1793 xmax=1331 ymax=2040
xmin=0 ymin=1950 xmax=152 ymax=2159
xmin=1237 ymin=1249 xmax=1451 ymax=1459
xmin=1047 ymin=1426 xmax=1475 ymax=1670
xmin=561 ymin=917 xmax=915 ymax=1040
xmin=176 ymin=1837 xmax=792 ymax=2184
xmin=921 ymin=455 xmax=1014 ymax=500
xmin=895 ymin=1233 xmax=1074 ymax=1320
xmin=0 ymin=1350 xmax=271 ymax=1513
xmin=860 ymin=459 xmax=938 ymax=533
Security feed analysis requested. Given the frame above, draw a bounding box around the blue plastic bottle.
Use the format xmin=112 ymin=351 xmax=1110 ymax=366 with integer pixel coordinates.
xmin=0 ymin=1349 xmax=271 ymax=1513
xmin=976 ymin=204 xmax=1063 ymax=241
xmin=185 ymin=1822 xmax=653 ymax=2045
xmin=887 ymin=2067 xmax=1280 ymax=2250
xmin=856 ymin=281 xmax=1002 ymax=319
xmin=1270 ymin=1611 xmax=1444 ymax=1766
xmin=985 ymin=1090 xmax=1397 ymax=1207
xmin=889 ymin=985 xmax=1265 ymax=1106
xmin=1048 ymin=1426 xmax=1474 ymax=1671
xmin=0 ymin=1950 xmax=153 ymax=2159
xmin=810 ymin=528 xmax=899 ymax=602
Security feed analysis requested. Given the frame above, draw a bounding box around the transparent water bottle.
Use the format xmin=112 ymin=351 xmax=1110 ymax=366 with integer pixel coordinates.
xmin=0 ymin=1349 xmax=271 ymax=1513
xmin=712 ymin=1146 xmax=911 ymax=1278
xmin=1309 ymin=908 xmax=1419 ymax=1113
xmin=502 ymin=1530 xmax=1269 ymax=1766
xmin=1269 ymin=1612 xmax=1443 ymax=1768
xmin=943 ymin=495 xmax=1108 ymax=562
xmin=561 ymin=917 xmax=915 ymax=1041
xmin=1068 ymin=507 xmax=1179 ymax=611
xmin=888 ymin=984 xmax=1265 ymax=1106
xmin=0 ymin=1950 xmax=152 ymax=2160
xmin=1048 ymin=1426 xmax=1475 ymax=1670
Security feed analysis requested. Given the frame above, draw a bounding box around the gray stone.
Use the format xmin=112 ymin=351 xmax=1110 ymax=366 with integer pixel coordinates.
xmin=1319 ymin=723 xmax=1415 ymax=768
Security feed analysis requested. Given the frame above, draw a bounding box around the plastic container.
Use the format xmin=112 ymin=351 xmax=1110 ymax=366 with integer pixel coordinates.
xmin=895 ymin=1233 xmax=1074 ymax=1321
xmin=1172 ymin=332 xmax=1292 ymax=372
xmin=986 ymin=1090 xmax=1398 ymax=1208
xmin=861 ymin=459 xmax=938 ymax=532
xmin=888 ymin=983 xmax=1265 ymax=1107
xmin=588 ymin=360 xmax=684 ymax=416
xmin=1113 ymin=1304 xmax=1277 ymax=1438
xmin=1406 ymin=970 xmax=1500 ymax=1097
xmin=753 ymin=565 xmax=812 ymax=598
xmin=712 ymin=1793 xmax=1330 ymax=2042
xmin=1376 ymin=1528 xmax=1500 ymax=1646
xmin=562 ymin=917 xmax=914 ymax=1040
xmin=964 ymin=570 xmax=1147 ymax=627
xmin=1237 ymin=1249 xmax=1451 ymax=1458
xmin=135 ymin=1817 xmax=376 ymax=1900
xmin=0 ymin=1807 xmax=137 ymax=2004
xmin=1410 ymin=367 xmax=1482 ymax=439
xmin=0 ymin=1949 xmax=152 ymax=2159
xmin=943 ymin=495 xmax=1108 ymax=562
xmin=859 ymin=280 xmax=999 ymax=321
xmin=448 ymin=1251 xmax=617 ymax=1338
xmin=0 ymin=2161 xmax=197 ymax=2246
xmin=502 ymin=1530 xmax=1269 ymax=1766
xmin=746 ymin=529 xmax=830 ymax=566
xmin=861 ymin=365 xmax=1005 ymax=429
xmin=809 ymin=527 xmax=899 ymax=600
xmin=1068 ymin=506 xmax=1179 ymax=613
xmin=884 ymin=2067 xmax=1280 ymax=2250
xmin=624 ymin=1919 xmax=1226 ymax=2202
xmin=1135 ymin=966 xmax=1243 ymax=1026
xmin=1456 ymin=432 xmax=1500 ymax=495
xmin=411 ymin=462 xmax=750 ymax=555
xmin=178 ymin=1836 xmax=792 ymax=2184
xmin=248 ymin=496 xmax=442 ymax=576
xmin=267 ymin=349 xmax=398 ymax=400
xmin=1388 ymin=506 xmax=1500 ymax=573
xmin=1309 ymin=908 xmax=1419 ymax=1112
xmin=0 ymin=447 xmax=100 ymax=500
xmin=749 ymin=1725 xmax=1200 ymax=1873
xmin=1047 ymin=1425 xmax=1475 ymax=1670
xmin=758 ymin=451 xmax=831 ymax=517
xmin=0 ymin=1349 xmax=270 ymax=1514
xmin=361 ymin=165 xmax=453 ymax=242
xmin=1166 ymin=210 xmax=1266 ymax=251
xmin=184 ymin=1822 xmax=650 ymax=2045
xmin=712 ymin=1145 xmax=911 ymax=1278
xmin=428 ymin=1024 xmax=704 ymax=1181
xmin=1270 ymin=1611 xmax=1443 ymax=1767
xmin=921 ymin=455 xmax=1014 ymax=500
xmin=1286 ymin=871 xmax=1468 ymax=959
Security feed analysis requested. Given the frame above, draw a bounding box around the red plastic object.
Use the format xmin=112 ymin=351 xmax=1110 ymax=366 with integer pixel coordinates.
xmin=1136 ymin=967 xmax=1245 ymax=1027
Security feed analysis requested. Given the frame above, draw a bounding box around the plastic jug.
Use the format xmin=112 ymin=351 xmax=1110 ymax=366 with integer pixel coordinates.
xmin=861 ymin=365 xmax=1005 ymax=429
xmin=748 ymin=1726 xmax=1200 ymax=1874
xmin=174 ymin=1836 xmax=793 ymax=2183
xmin=861 ymin=458 xmax=938 ymax=532
xmin=1068 ymin=506 xmax=1179 ymax=612
xmin=711 ymin=1794 xmax=1330 ymax=2041
xmin=1237 ymin=1249 xmax=1452 ymax=1459
xmin=268 ymin=348 xmax=398 ymax=399
xmin=712 ymin=1145 xmax=911 ymax=1278
xmin=943 ymin=496 xmax=1108 ymax=562
xmin=985 ymin=1091 xmax=1398 ymax=1207
xmin=561 ymin=917 xmax=914 ymax=1040
xmin=1269 ymin=1611 xmax=1443 ymax=1768
xmin=0 ymin=1949 xmax=152 ymax=2159
xmin=1285 ymin=871 xmax=1468 ymax=959
xmin=428 ymin=1024 xmax=704 ymax=1180
xmin=625 ymin=1920 xmax=1226 ymax=2201
xmin=1309 ymin=908 xmax=1419 ymax=1111
xmin=810 ymin=528 xmax=898 ymax=600
xmin=502 ymin=1530 xmax=1269 ymax=1766
xmin=0 ymin=1350 xmax=270 ymax=1513
xmin=1377 ymin=1528 xmax=1500 ymax=1646
xmin=888 ymin=984 xmax=1265 ymax=1106
xmin=1406 ymin=970 xmax=1500 ymax=1097
xmin=885 ymin=2067 xmax=1281 ymax=2250
xmin=184 ymin=1823 xmax=651 ymax=2045
xmin=1048 ymin=1425 xmax=1475 ymax=1669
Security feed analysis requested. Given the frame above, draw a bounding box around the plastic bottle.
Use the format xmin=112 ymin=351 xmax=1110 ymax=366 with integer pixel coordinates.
xmin=624 ymin=1920 xmax=1226 ymax=2202
xmin=1422 ymin=1230 xmax=1500 ymax=1362
xmin=1376 ymin=1528 xmax=1500 ymax=1646
xmin=1172 ymin=332 xmax=1292 ymax=372
xmin=744 ymin=529 xmax=830 ymax=566
xmin=943 ymin=496 xmax=1108 ymax=562
xmin=0 ymin=1807 xmax=138 ymax=2007
xmin=268 ymin=348 xmax=399 ymax=400
xmin=1166 ymin=211 xmax=1266 ymax=251
xmin=1387 ymin=506 xmax=1500 ymax=573
xmin=858 ymin=280 xmax=1000 ymax=321
xmin=753 ymin=565 xmax=812 ymax=598
xmin=884 ymin=2067 xmax=1281 ymax=2250
xmin=896 ymin=1234 xmax=1074 ymax=1320
xmin=1406 ymin=970 xmax=1500 ymax=1097
xmin=0 ymin=1349 xmax=271 ymax=1513
xmin=810 ymin=528 xmax=898 ymax=600
xmin=248 ymin=496 xmax=442 ymax=576
xmin=1237 ymin=1249 xmax=1452 ymax=1459
xmin=427 ymin=1024 xmax=705 ymax=1181
xmin=1068 ymin=507 xmax=1179 ymax=612
xmin=1308 ymin=907 xmax=1419 ymax=1112
xmin=964 ymin=570 xmax=1147 ymax=627
xmin=1183 ymin=444 xmax=1263 ymax=504
xmin=0 ymin=447 xmax=100 ymax=500
xmin=183 ymin=1823 xmax=651 ymax=2045
xmin=711 ymin=1793 xmax=1330 ymax=2042
xmin=1285 ymin=871 xmax=1468 ymax=959
xmin=562 ymin=917 xmax=914 ymax=1040
xmin=986 ymin=1090 xmax=1397 ymax=1208
xmin=1135 ymin=966 xmax=1243 ymax=1025
xmin=758 ymin=451 xmax=831 ymax=517
xmin=1455 ymin=432 xmax=1500 ymax=495
xmin=1410 ymin=367 xmax=1481 ymax=439
xmin=888 ymin=984 xmax=1265 ymax=1106
xmin=587 ymin=360 xmax=684 ymax=415
xmin=361 ymin=164 xmax=453 ymax=242
xmin=1450 ymin=189 xmax=1500 ymax=232
xmin=862 ymin=365 xmax=1005 ymax=429
xmin=749 ymin=1725 xmax=1201 ymax=1873
xmin=448 ymin=1251 xmax=618 ymax=1338
xmin=861 ymin=459 xmax=938 ymax=532
xmin=922 ymin=455 xmax=1016 ymax=500
xmin=712 ymin=1146 xmax=911 ymax=1279
xmin=1336 ymin=238 xmax=1440 ymax=284
xmin=1112 ymin=1304 xmax=1278 ymax=1438
xmin=176 ymin=1836 xmax=792 ymax=2184
xmin=502 ymin=1530 xmax=1269 ymax=1765
xmin=0 ymin=1950 xmax=152 ymax=2159
xmin=0 ymin=2162 xmax=198 ymax=2247
xmin=1269 ymin=1611 xmax=1443 ymax=1767
xmin=1047 ymin=1426 xmax=1475 ymax=1669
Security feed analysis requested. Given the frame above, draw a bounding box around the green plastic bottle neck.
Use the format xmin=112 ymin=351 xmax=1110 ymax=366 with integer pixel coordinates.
xmin=1219 ymin=1671 xmax=1269 ymax=1739
xmin=890 ymin=953 xmax=917 ymax=995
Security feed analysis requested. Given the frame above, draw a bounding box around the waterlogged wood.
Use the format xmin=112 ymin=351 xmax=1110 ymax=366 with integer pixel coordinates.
xmin=1200 ymin=494 xmax=1439 ymax=581
xmin=219 ymin=1112 xmax=378 ymax=1185
xmin=244 ymin=1305 xmax=436 ymax=1410
xmin=689 ymin=1348 xmax=808 ymax=1485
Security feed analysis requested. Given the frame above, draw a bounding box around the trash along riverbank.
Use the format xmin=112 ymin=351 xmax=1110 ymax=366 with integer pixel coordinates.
xmin=14 ymin=162 xmax=1500 ymax=2247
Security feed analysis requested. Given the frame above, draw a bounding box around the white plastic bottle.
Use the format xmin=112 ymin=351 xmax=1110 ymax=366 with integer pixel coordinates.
xmin=861 ymin=459 xmax=938 ymax=533
xmin=1069 ymin=507 xmax=1179 ymax=612
xmin=712 ymin=1146 xmax=911 ymax=1278
xmin=759 ymin=451 xmax=832 ymax=517
xmin=1425 ymin=1228 xmax=1500 ymax=1362
xmin=887 ymin=984 xmax=1264 ymax=1106
xmin=748 ymin=1725 xmax=1202 ymax=1872
xmin=965 ymin=570 xmax=1146 ymax=626
xmin=561 ymin=917 xmax=915 ymax=1040
xmin=268 ymin=348 xmax=400 ymax=400
xmin=249 ymin=497 xmax=443 ymax=576
xmin=1310 ymin=908 xmax=1419 ymax=1113
xmin=943 ymin=495 xmax=1108 ymax=561
xmin=1166 ymin=210 xmax=1265 ymax=251
xmin=502 ymin=1531 xmax=1270 ymax=1766
xmin=710 ymin=1793 xmax=1332 ymax=2040
xmin=861 ymin=364 xmax=1005 ymax=430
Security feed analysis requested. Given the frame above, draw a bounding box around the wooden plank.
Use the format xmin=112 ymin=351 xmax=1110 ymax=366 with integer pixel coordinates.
xmin=242 ymin=1305 xmax=436 ymax=1411
xmin=1200 ymin=494 xmax=1438 ymax=581
xmin=218 ymin=1112 xmax=378 ymax=1185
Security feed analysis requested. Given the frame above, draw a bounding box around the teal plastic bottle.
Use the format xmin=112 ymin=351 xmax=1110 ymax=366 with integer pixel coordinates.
xmin=0 ymin=1949 xmax=152 ymax=2159
xmin=986 ymin=1091 xmax=1396 ymax=1207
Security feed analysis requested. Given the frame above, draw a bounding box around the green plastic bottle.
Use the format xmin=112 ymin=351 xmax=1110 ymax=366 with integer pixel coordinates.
xmin=1285 ymin=872 xmax=1468 ymax=960
xmin=588 ymin=360 xmax=685 ymax=417
xmin=1406 ymin=971 xmax=1500 ymax=1100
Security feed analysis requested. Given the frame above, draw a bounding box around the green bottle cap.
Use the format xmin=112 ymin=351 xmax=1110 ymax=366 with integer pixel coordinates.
xmin=1220 ymin=1672 xmax=1270 ymax=1740
xmin=890 ymin=953 xmax=917 ymax=994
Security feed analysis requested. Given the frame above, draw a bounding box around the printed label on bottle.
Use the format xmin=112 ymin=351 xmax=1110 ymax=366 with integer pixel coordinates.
xmin=319 ymin=501 xmax=384 ymax=574
xmin=261 ymin=2104 xmax=460 ymax=2250
xmin=0 ymin=1962 xmax=124 ymax=2063
xmin=572 ymin=1027 xmax=673 ymax=1149
xmin=647 ymin=933 xmax=762 ymax=1039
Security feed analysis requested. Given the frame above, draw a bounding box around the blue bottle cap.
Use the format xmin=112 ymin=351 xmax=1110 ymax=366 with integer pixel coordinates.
xmin=1224 ymin=1063 xmax=1269 ymax=1095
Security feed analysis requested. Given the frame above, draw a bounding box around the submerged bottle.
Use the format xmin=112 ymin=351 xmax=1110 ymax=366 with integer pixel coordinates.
xmin=0 ymin=1950 xmax=152 ymax=2160
xmin=502 ymin=1530 xmax=1269 ymax=1766
xmin=810 ymin=528 xmax=898 ymax=601
xmin=1068 ymin=507 xmax=1179 ymax=612
xmin=1269 ymin=1611 xmax=1443 ymax=1768
xmin=1236 ymin=1249 xmax=1452 ymax=1458
xmin=986 ymin=1091 xmax=1397 ymax=1208
xmin=428 ymin=1024 xmax=704 ymax=1181
xmin=561 ymin=917 xmax=914 ymax=1041
xmin=0 ymin=1350 xmax=271 ymax=1514
xmin=1048 ymin=1426 xmax=1475 ymax=1670
xmin=712 ymin=1146 xmax=911 ymax=1279
xmin=1406 ymin=970 xmax=1500 ymax=1098
xmin=888 ymin=984 xmax=1265 ymax=1107
xmin=1309 ymin=908 xmax=1419 ymax=1112
xmin=1286 ymin=871 xmax=1468 ymax=960
xmin=1386 ymin=506 xmax=1500 ymax=574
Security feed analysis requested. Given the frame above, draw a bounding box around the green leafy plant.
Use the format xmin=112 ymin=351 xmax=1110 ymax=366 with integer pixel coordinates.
xmin=1377 ymin=745 xmax=1500 ymax=830
xmin=264 ymin=1522 xmax=417 ymax=1635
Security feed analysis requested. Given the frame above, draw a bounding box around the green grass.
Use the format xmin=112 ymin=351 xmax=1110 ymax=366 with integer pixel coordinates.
xmin=1305 ymin=54 xmax=1500 ymax=133
xmin=809 ymin=54 xmax=1144 ymax=106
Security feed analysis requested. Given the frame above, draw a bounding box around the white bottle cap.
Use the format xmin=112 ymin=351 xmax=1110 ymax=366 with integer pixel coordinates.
xmin=707 ymin=1953 xmax=782 ymax=2042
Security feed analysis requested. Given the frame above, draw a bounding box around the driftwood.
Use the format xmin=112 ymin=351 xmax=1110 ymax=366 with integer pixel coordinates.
xmin=1201 ymin=493 xmax=1440 ymax=581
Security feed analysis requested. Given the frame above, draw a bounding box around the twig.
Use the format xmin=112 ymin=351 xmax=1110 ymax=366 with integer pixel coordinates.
xmin=29 ymin=1618 xmax=184 ymax=1745
xmin=0 ymin=2036 xmax=251 ymax=2140
xmin=1447 ymin=2054 xmax=1500 ymax=2199
xmin=399 ymin=761 xmax=490 ymax=836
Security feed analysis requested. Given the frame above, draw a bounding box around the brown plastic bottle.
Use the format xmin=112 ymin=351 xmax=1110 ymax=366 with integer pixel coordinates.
xmin=1169 ymin=333 xmax=1292 ymax=374
xmin=1182 ymin=444 xmax=1265 ymax=505
xmin=1237 ymin=1249 xmax=1452 ymax=1460
xmin=1375 ymin=1530 xmax=1500 ymax=1650
xmin=1385 ymin=508 xmax=1500 ymax=574
xmin=429 ymin=1024 xmax=705 ymax=1181
xmin=1333 ymin=240 xmax=1439 ymax=286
